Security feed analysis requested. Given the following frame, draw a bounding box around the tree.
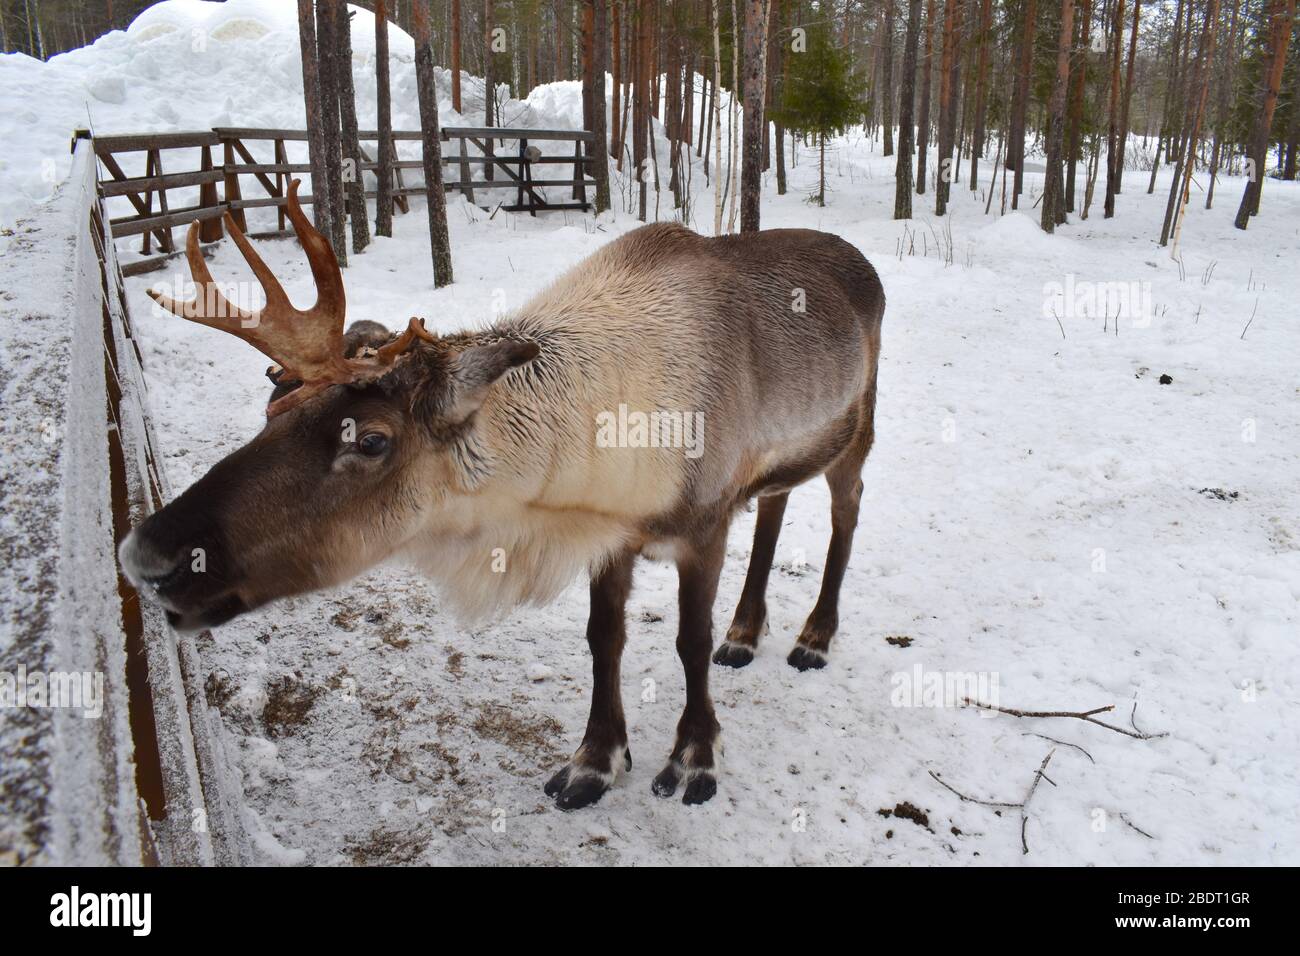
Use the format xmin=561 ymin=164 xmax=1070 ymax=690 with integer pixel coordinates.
xmin=1064 ymin=0 xmax=1091 ymax=211
xmin=934 ymin=0 xmax=962 ymax=215
xmin=335 ymin=5 xmax=370 ymax=254
xmin=297 ymin=0 xmax=334 ymax=242
xmin=411 ymin=0 xmax=454 ymax=286
xmin=483 ymin=0 xmax=496 ymax=127
xmin=882 ymin=0 xmax=896 ymax=156
xmin=741 ymin=0 xmax=773 ymax=232
xmin=635 ymin=0 xmax=651 ymax=221
xmin=771 ymin=22 xmax=865 ymax=207
xmin=451 ymin=0 xmax=462 ymax=113
xmin=1235 ymin=0 xmax=1297 ymax=229
xmin=1041 ymin=0 xmax=1074 ymax=232
xmin=712 ymin=0 xmax=724 ymax=232
xmin=968 ymin=0 xmax=993 ymax=190
xmin=1010 ymin=0 xmax=1038 ymax=208
xmin=315 ymin=0 xmax=347 ymax=263
xmin=1162 ymin=0 xmax=1220 ymax=250
xmin=1114 ymin=0 xmax=1141 ymax=192
xmin=895 ymin=0 xmax=922 ymax=218
xmin=1103 ymin=0 xmax=1125 ymax=218
xmin=917 ymin=0 xmax=936 ymax=194
xmin=587 ymin=0 xmax=612 ymax=213
xmin=374 ymin=0 xmax=394 ymax=238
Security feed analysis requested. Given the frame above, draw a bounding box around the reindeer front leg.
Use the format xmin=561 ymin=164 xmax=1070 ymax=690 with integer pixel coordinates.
xmin=544 ymin=550 xmax=636 ymax=810
xmin=652 ymin=518 xmax=729 ymax=805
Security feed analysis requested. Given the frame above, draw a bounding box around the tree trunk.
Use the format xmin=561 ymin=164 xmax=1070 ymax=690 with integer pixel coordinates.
xmin=1114 ymin=0 xmax=1141 ymax=192
xmin=375 ymin=0 xmax=394 ymax=237
xmin=297 ymin=0 xmax=334 ymax=241
xmin=1102 ymin=0 xmax=1125 ymax=217
xmin=917 ymin=0 xmax=936 ymax=194
xmin=335 ymin=4 xmax=370 ymax=254
xmin=818 ymin=132 xmax=826 ymax=206
xmin=589 ymin=0 xmax=612 ymax=213
xmin=451 ymin=0 xmax=462 ymax=113
xmin=483 ymin=0 xmax=496 ymax=128
xmin=1064 ymin=0 xmax=1090 ymax=211
xmin=741 ymin=0 xmax=771 ymax=232
xmin=882 ymin=0 xmax=896 ymax=156
xmin=1041 ymin=0 xmax=1074 ymax=233
xmin=968 ymin=0 xmax=993 ymax=189
xmin=935 ymin=0 xmax=962 ymax=215
xmin=727 ymin=0 xmax=743 ymax=232
xmin=712 ymin=0 xmax=724 ymax=231
xmin=1163 ymin=0 xmax=1219 ymax=249
xmin=612 ymin=1 xmax=623 ymax=159
xmin=1010 ymin=0 xmax=1037 ymax=207
xmin=412 ymin=0 xmax=454 ymax=286
xmin=1235 ymin=0 xmax=1296 ymax=228
xmin=635 ymin=0 xmax=651 ymax=221
xmin=316 ymin=0 xmax=347 ymax=264
xmin=1206 ymin=0 xmax=1242 ymax=208
xmin=896 ymin=0 xmax=922 ymax=217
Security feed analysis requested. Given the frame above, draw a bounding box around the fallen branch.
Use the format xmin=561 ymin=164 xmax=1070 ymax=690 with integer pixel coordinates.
xmin=1020 ymin=750 xmax=1057 ymax=855
xmin=962 ymin=697 xmax=1168 ymax=740
xmin=929 ymin=748 xmax=1058 ymax=855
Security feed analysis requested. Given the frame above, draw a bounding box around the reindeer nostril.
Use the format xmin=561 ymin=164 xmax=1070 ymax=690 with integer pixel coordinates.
xmin=143 ymin=563 xmax=187 ymax=594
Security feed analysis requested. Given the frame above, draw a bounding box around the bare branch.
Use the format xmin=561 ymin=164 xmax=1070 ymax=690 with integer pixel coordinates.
xmin=962 ymin=697 xmax=1169 ymax=740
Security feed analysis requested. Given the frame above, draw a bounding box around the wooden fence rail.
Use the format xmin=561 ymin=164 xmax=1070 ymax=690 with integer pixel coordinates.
xmin=0 ymin=138 xmax=254 ymax=865
xmin=86 ymin=125 xmax=597 ymax=276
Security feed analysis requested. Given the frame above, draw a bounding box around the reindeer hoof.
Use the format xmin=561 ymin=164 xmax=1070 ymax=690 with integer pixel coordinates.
xmin=682 ymin=773 xmax=718 ymax=805
xmin=543 ymin=765 xmax=571 ymax=798
xmin=651 ymin=765 xmax=680 ymax=798
xmin=712 ymin=641 xmax=755 ymax=668
xmin=555 ymin=776 xmax=610 ymax=811
xmin=545 ymin=764 xmax=613 ymax=810
xmin=787 ymin=645 xmax=828 ymax=671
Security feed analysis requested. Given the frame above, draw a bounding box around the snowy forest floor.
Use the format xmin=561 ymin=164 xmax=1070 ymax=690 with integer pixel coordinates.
xmin=125 ymin=132 xmax=1300 ymax=866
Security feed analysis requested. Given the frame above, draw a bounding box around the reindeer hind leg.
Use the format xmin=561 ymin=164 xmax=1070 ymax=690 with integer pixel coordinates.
xmin=788 ymin=396 xmax=875 ymax=672
xmin=713 ymin=491 xmax=790 ymax=668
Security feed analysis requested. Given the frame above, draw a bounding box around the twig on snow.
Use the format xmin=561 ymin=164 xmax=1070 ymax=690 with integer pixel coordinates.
xmin=961 ymin=697 xmax=1169 ymax=740
xmin=929 ymin=749 xmax=1059 ymax=855
xmin=1020 ymin=749 xmax=1057 ymax=855
xmin=1021 ymin=732 xmax=1095 ymax=764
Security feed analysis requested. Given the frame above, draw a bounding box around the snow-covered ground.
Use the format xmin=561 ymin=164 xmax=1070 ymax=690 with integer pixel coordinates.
xmin=5 ymin=2 xmax=1299 ymax=865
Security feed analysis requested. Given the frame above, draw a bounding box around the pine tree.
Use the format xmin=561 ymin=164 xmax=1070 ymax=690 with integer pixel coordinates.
xmin=771 ymin=22 xmax=865 ymax=207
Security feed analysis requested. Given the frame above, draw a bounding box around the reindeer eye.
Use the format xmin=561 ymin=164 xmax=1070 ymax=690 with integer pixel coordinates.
xmin=358 ymin=433 xmax=389 ymax=457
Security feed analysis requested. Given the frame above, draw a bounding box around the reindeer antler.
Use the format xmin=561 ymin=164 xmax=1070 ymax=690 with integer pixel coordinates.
xmin=148 ymin=180 xmax=433 ymax=418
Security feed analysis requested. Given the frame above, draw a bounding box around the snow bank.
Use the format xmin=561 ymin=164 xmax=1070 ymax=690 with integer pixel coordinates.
xmin=0 ymin=0 xmax=593 ymax=231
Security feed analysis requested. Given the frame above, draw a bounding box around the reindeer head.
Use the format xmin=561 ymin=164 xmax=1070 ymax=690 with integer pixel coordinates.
xmin=119 ymin=182 xmax=537 ymax=631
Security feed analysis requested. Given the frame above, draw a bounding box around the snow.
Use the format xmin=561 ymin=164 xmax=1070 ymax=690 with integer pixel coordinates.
xmin=3 ymin=1 xmax=1299 ymax=865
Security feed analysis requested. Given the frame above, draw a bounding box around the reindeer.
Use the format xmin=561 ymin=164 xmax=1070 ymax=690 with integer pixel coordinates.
xmin=120 ymin=182 xmax=884 ymax=809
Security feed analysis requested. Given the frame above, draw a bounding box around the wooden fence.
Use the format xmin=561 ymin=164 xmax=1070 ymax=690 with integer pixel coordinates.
xmin=0 ymin=137 xmax=254 ymax=865
xmin=88 ymin=125 xmax=597 ymax=275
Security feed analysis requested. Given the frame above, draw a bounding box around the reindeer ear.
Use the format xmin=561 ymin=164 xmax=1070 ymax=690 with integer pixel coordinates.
xmin=446 ymin=339 xmax=539 ymax=422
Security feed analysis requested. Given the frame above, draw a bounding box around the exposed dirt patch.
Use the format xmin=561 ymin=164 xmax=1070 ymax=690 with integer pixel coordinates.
xmin=346 ymin=825 xmax=431 ymax=865
xmin=262 ymin=672 xmax=323 ymax=738
xmin=879 ymin=801 xmax=933 ymax=832
xmin=204 ymin=668 xmax=236 ymax=710
xmin=472 ymin=702 xmax=564 ymax=759
xmin=885 ymin=635 xmax=913 ymax=648
xmin=1198 ymin=487 xmax=1239 ymax=502
xmin=446 ymin=649 xmax=466 ymax=679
